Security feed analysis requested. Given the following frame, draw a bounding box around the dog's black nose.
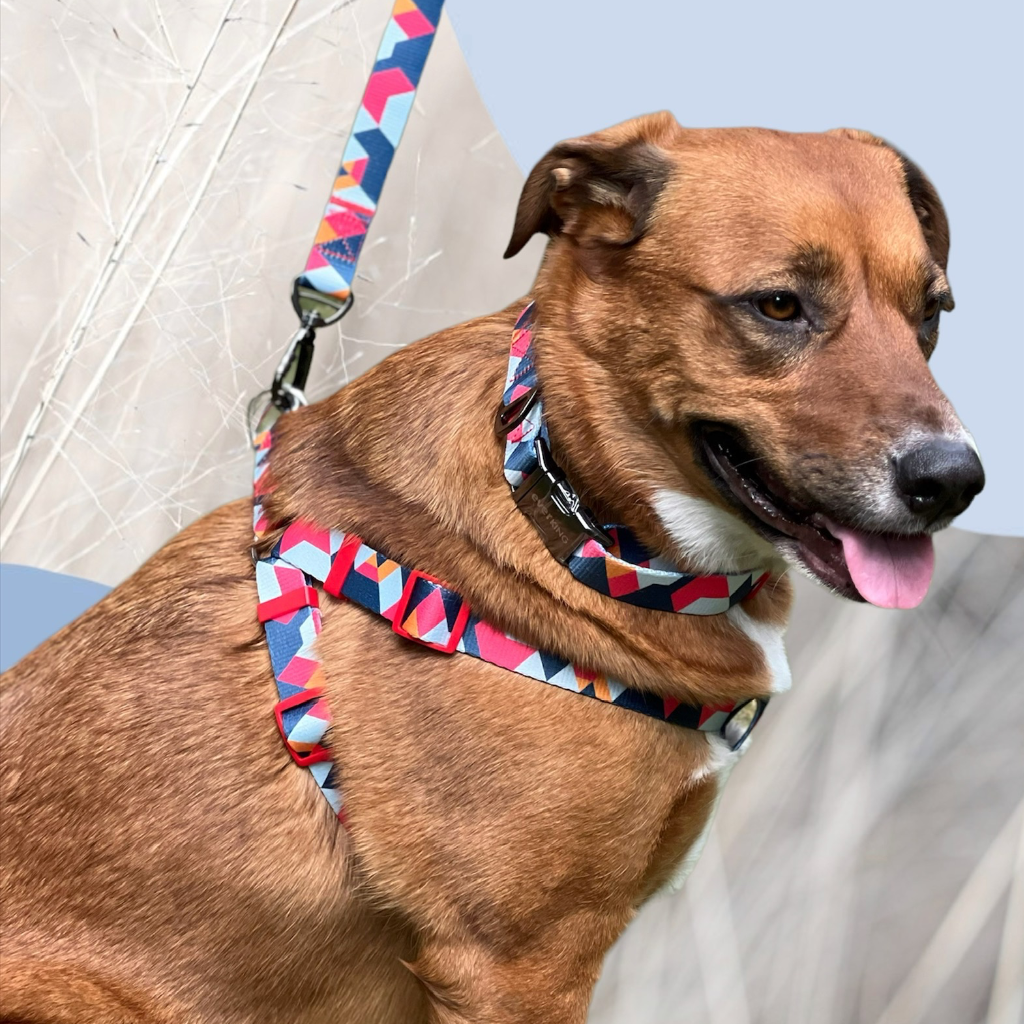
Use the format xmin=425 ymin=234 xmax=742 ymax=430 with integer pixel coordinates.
xmin=894 ymin=438 xmax=985 ymax=523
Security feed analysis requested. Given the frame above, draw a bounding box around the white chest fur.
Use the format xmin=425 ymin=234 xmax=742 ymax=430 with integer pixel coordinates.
xmin=653 ymin=487 xmax=793 ymax=694
xmin=651 ymin=488 xmax=793 ymax=889
xmin=652 ymin=488 xmax=782 ymax=577
xmin=726 ymin=603 xmax=792 ymax=694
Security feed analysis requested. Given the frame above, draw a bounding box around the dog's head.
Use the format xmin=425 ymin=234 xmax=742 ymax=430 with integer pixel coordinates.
xmin=506 ymin=112 xmax=983 ymax=608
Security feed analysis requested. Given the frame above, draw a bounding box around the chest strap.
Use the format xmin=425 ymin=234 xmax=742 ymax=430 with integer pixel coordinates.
xmin=253 ymin=450 xmax=768 ymax=821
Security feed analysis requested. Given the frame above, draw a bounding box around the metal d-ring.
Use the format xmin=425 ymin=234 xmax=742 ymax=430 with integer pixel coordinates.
xmin=291 ymin=282 xmax=354 ymax=329
xmin=495 ymin=386 xmax=540 ymax=437
xmin=721 ymin=697 xmax=768 ymax=750
xmin=247 ymin=283 xmax=354 ymax=443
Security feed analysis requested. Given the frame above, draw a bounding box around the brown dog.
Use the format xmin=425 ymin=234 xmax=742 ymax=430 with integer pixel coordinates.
xmin=0 ymin=112 xmax=983 ymax=1023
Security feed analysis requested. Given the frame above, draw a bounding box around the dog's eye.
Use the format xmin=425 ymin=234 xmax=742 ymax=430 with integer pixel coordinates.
xmin=756 ymin=291 xmax=802 ymax=322
xmin=922 ymin=296 xmax=941 ymax=322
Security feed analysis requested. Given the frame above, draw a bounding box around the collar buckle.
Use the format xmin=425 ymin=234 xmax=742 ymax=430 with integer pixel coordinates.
xmin=512 ymin=438 xmax=613 ymax=564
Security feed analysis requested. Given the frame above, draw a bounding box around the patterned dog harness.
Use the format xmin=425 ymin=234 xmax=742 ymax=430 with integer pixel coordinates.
xmin=252 ymin=304 xmax=770 ymax=821
xmin=250 ymin=0 xmax=769 ymax=822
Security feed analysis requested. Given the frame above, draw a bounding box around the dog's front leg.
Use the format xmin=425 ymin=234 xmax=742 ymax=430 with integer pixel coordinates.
xmin=405 ymin=910 xmax=625 ymax=1024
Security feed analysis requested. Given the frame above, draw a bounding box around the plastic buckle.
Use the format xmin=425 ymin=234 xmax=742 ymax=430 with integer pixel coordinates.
xmin=391 ymin=569 xmax=470 ymax=654
xmin=273 ymin=687 xmax=333 ymax=766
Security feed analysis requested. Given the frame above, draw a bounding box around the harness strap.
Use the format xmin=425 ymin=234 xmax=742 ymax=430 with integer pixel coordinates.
xmin=254 ymin=444 xmax=768 ymax=819
xmin=249 ymin=2 xmax=447 ymax=817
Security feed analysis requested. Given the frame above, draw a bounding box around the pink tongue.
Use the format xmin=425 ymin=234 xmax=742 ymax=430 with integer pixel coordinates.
xmin=825 ymin=522 xmax=935 ymax=609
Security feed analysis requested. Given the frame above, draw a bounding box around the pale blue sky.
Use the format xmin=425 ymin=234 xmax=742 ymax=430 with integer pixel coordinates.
xmin=449 ymin=0 xmax=1023 ymax=536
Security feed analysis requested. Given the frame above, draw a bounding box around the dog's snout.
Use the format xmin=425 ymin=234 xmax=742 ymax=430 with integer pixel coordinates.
xmin=894 ymin=438 xmax=985 ymax=523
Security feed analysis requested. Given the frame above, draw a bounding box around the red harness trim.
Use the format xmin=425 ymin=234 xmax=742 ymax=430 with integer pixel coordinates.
xmin=257 ymin=585 xmax=320 ymax=623
xmin=324 ymin=533 xmax=362 ymax=597
xmin=391 ymin=569 xmax=472 ymax=654
xmin=273 ymin=688 xmax=333 ymax=767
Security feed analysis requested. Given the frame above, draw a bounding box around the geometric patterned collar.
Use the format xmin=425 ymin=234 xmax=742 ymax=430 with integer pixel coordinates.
xmin=498 ymin=301 xmax=769 ymax=614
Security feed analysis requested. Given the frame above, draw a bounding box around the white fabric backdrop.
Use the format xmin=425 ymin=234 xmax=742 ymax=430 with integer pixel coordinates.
xmin=0 ymin=0 xmax=542 ymax=582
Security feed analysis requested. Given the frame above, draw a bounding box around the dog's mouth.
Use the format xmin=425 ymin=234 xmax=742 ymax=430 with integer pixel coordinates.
xmin=695 ymin=424 xmax=935 ymax=608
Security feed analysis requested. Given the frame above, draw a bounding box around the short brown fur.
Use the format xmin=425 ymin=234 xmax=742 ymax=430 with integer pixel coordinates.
xmin=2 ymin=113 xmax=965 ymax=1022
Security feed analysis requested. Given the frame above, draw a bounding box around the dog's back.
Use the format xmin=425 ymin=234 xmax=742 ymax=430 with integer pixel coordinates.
xmin=0 ymin=501 xmax=425 ymax=1023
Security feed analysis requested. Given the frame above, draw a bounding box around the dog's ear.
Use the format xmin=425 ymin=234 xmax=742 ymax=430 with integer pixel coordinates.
xmin=890 ymin=149 xmax=950 ymax=271
xmin=827 ymin=128 xmax=951 ymax=270
xmin=504 ymin=111 xmax=679 ymax=258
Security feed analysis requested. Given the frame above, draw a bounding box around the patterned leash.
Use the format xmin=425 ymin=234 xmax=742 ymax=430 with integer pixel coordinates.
xmin=249 ymin=0 xmax=445 ymax=817
xmin=248 ymin=0 xmax=444 ymax=440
